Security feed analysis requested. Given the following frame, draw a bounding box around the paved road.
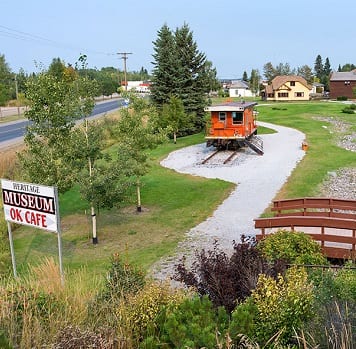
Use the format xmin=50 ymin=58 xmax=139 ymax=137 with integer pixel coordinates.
xmin=0 ymin=99 xmax=123 ymax=149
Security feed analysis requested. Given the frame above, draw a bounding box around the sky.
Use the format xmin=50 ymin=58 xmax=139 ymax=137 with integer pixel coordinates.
xmin=1 ymin=0 xmax=355 ymax=79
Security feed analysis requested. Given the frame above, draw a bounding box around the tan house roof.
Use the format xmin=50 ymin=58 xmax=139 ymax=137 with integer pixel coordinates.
xmin=270 ymin=75 xmax=312 ymax=91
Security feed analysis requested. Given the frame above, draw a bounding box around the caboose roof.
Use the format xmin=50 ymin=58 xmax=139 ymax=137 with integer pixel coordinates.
xmin=205 ymin=101 xmax=257 ymax=112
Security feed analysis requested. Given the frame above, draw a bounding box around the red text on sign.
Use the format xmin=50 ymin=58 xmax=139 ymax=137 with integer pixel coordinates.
xmin=9 ymin=207 xmax=47 ymax=228
xmin=25 ymin=211 xmax=47 ymax=228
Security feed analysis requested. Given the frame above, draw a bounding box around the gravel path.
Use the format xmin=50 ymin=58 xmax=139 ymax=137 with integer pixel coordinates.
xmin=149 ymin=122 xmax=306 ymax=280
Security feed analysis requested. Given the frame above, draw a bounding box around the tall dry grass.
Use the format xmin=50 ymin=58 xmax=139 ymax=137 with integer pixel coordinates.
xmin=0 ymin=145 xmax=24 ymax=179
xmin=0 ymin=257 xmax=103 ymax=348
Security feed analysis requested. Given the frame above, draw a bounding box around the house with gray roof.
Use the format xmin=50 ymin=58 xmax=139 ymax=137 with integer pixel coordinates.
xmin=228 ymin=80 xmax=255 ymax=98
xmin=329 ymin=70 xmax=356 ymax=99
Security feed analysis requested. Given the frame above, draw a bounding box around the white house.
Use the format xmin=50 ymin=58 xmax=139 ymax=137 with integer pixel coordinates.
xmin=228 ymin=80 xmax=255 ymax=98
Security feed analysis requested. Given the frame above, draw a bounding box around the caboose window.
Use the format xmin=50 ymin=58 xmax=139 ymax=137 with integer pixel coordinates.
xmin=219 ymin=112 xmax=226 ymax=121
xmin=232 ymin=111 xmax=243 ymax=124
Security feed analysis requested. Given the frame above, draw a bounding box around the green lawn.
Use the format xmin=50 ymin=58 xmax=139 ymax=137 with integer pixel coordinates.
xmin=12 ymin=132 xmax=234 ymax=277
xmin=256 ymin=101 xmax=355 ymax=198
xmin=8 ymin=101 xmax=356 ymax=278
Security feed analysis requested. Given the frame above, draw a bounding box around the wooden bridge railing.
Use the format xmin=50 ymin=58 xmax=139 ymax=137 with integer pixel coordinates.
xmin=254 ymin=198 xmax=356 ymax=260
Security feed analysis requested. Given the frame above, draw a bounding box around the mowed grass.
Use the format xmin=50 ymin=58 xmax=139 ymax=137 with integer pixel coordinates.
xmin=6 ymin=100 xmax=356 ymax=278
xmin=11 ymin=131 xmax=235 ymax=276
xmin=256 ymin=101 xmax=355 ymax=199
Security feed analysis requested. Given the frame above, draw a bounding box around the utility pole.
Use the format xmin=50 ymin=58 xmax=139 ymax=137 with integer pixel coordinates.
xmin=117 ymin=52 xmax=132 ymax=91
xmin=14 ymin=74 xmax=19 ymax=116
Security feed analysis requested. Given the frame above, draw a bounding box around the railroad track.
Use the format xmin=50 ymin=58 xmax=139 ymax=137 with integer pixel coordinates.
xmin=202 ymin=149 xmax=239 ymax=164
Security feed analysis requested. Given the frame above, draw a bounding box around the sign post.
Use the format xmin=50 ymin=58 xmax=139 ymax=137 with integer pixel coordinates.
xmin=7 ymin=221 xmax=17 ymax=278
xmin=1 ymin=179 xmax=63 ymax=282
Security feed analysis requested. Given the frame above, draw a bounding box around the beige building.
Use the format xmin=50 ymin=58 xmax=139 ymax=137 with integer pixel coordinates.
xmin=262 ymin=75 xmax=312 ymax=101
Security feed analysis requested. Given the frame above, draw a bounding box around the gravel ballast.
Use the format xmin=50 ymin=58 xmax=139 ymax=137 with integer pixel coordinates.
xmin=150 ymin=122 xmax=306 ymax=280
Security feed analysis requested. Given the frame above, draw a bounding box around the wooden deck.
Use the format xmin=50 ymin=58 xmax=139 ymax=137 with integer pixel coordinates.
xmin=254 ymin=198 xmax=356 ymax=260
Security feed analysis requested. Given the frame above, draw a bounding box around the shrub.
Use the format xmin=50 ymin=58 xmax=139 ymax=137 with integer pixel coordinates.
xmin=173 ymin=238 xmax=286 ymax=313
xmin=251 ymin=266 xmax=315 ymax=346
xmin=103 ymin=253 xmax=145 ymax=300
xmin=257 ymin=229 xmax=328 ymax=265
xmin=342 ymin=104 xmax=356 ymax=113
xmin=142 ymin=295 xmax=229 ymax=348
xmin=337 ymin=96 xmax=348 ymax=101
xmin=228 ymin=298 xmax=257 ymax=342
xmin=88 ymin=253 xmax=146 ymax=326
xmin=334 ymin=262 xmax=356 ymax=302
xmin=117 ymin=281 xmax=186 ymax=344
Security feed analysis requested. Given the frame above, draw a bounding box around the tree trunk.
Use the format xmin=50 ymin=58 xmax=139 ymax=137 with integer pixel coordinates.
xmin=136 ymin=180 xmax=142 ymax=212
xmin=85 ymin=119 xmax=98 ymax=244
xmin=91 ymin=205 xmax=98 ymax=244
xmin=174 ymin=131 xmax=177 ymax=144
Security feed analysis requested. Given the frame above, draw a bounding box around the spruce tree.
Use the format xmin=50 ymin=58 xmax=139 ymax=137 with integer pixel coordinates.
xmin=323 ymin=57 xmax=331 ymax=76
xmin=322 ymin=57 xmax=332 ymax=91
xmin=314 ymin=54 xmax=323 ymax=80
xmin=242 ymin=71 xmax=248 ymax=82
xmin=174 ymin=23 xmax=208 ymax=129
xmin=151 ymin=24 xmax=177 ymax=106
xmin=151 ymin=23 xmax=217 ymax=131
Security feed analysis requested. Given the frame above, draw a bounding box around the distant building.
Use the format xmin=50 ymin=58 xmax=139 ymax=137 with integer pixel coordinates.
xmin=228 ymin=80 xmax=255 ymax=98
xmin=329 ymin=70 xmax=356 ymax=99
xmin=121 ymin=80 xmax=151 ymax=93
xmin=261 ymin=75 xmax=312 ymax=101
xmin=311 ymin=82 xmax=325 ymax=94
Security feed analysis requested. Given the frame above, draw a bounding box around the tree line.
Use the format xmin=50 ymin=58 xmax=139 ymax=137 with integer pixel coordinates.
xmin=242 ymin=56 xmax=355 ymax=93
xmin=1 ymin=48 xmax=356 ymax=108
xmin=0 ymin=54 xmax=150 ymax=107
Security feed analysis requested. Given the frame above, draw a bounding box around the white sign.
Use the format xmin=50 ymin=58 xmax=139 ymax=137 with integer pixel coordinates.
xmin=1 ymin=179 xmax=59 ymax=232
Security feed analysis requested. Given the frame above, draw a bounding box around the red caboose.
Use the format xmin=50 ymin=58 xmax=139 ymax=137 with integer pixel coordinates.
xmin=205 ymin=101 xmax=263 ymax=154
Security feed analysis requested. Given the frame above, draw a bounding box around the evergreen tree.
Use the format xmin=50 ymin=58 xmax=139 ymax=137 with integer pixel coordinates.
xmin=151 ymin=23 xmax=216 ymax=131
xmin=339 ymin=63 xmax=356 ymax=72
xmin=174 ymin=23 xmax=208 ymax=128
xmin=242 ymin=71 xmax=248 ymax=82
xmin=151 ymin=24 xmax=177 ymax=107
xmin=314 ymin=54 xmax=323 ymax=80
xmin=323 ymin=57 xmax=332 ymax=76
xmin=321 ymin=57 xmax=332 ymax=91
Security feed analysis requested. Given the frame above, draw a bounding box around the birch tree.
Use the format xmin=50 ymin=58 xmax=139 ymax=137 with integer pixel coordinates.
xmin=19 ymin=63 xmax=135 ymax=244
xmin=114 ymin=93 xmax=167 ymax=212
xmin=19 ymin=68 xmax=97 ymax=192
xmin=70 ymin=119 xmax=135 ymax=243
xmin=160 ymin=95 xmax=193 ymax=144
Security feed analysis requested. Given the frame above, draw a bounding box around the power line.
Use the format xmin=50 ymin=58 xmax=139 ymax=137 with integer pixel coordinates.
xmin=0 ymin=24 xmax=113 ymax=57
